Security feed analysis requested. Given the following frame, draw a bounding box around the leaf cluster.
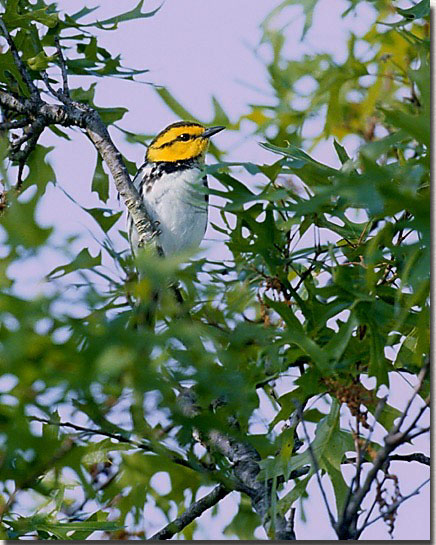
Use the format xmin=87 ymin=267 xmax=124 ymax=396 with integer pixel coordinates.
xmin=0 ymin=0 xmax=430 ymax=540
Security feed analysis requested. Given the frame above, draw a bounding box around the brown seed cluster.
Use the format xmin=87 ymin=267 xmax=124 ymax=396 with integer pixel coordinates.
xmin=258 ymin=294 xmax=271 ymax=327
xmin=0 ymin=191 xmax=7 ymax=214
xmin=322 ymin=377 xmax=375 ymax=429
xmin=264 ymin=276 xmax=283 ymax=292
xmin=354 ymin=436 xmax=378 ymax=460
xmin=376 ymin=473 xmax=402 ymax=538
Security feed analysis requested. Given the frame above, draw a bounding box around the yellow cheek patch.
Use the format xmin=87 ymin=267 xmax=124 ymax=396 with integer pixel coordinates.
xmin=147 ymin=138 xmax=208 ymax=162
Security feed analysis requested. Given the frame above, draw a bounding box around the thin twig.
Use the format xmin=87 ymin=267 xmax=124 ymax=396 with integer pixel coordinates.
xmin=403 ymin=425 xmax=430 ymax=443
xmin=344 ymin=452 xmax=430 ymax=467
xmin=356 ymin=478 xmax=430 ymax=536
xmin=0 ymin=18 xmax=40 ymax=100
xmin=402 ymin=396 xmax=430 ymax=436
xmin=336 ymin=366 xmax=430 ymax=539
xmin=342 ymin=396 xmax=387 ymax=518
xmin=41 ymin=71 xmax=62 ymax=99
xmin=66 ymin=470 xmax=119 ymax=520
xmin=54 ymin=36 xmax=70 ymax=99
xmin=148 ymin=484 xmax=230 ymax=540
xmin=30 ymin=415 xmax=147 ymax=447
xmin=297 ymin=404 xmax=336 ymax=528
xmin=388 ymin=452 xmax=430 ymax=465
xmin=0 ymin=437 xmax=76 ymax=521
xmin=358 ymin=478 xmax=384 ymax=534
xmin=11 ymin=117 xmax=46 ymax=189
xmin=391 ymin=364 xmax=429 ymax=434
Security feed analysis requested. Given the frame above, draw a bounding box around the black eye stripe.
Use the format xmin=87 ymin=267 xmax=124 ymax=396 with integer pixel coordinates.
xmin=155 ymin=133 xmax=197 ymax=148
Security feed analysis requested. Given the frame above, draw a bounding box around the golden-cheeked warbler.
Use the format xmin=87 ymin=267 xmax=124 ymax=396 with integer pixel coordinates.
xmin=127 ymin=122 xmax=225 ymax=257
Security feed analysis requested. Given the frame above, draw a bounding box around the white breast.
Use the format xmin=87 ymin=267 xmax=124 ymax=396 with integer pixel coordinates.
xmin=140 ymin=167 xmax=207 ymax=256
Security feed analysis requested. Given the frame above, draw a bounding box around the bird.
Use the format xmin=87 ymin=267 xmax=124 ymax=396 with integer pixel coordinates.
xmin=127 ymin=121 xmax=225 ymax=258
xmin=126 ymin=121 xmax=225 ymax=322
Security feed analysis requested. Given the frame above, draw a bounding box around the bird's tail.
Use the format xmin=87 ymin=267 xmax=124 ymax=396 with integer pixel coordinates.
xmin=130 ymin=281 xmax=187 ymax=330
xmin=130 ymin=289 xmax=159 ymax=329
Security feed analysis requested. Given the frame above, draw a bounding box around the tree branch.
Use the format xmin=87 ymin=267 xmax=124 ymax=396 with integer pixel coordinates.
xmin=207 ymin=429 xmax=296 ymax=540
xmin=0 ymin=19 xmax=40 ymax=101
xmin=336 ymin=364 xmax=430 ymax=540
xmin=0 ymin=118 xmax=30 ymax=131
xmin=54 ymin=36 xmax=70 ymax=99
xmin=297 ymin=404 xmax=337 ymax=528
xmin=0 ymin=437 xmax=76 ymax=521
xmin=148 ymin=484 xmax=230 ymax=540
xmin=357 ymin=477 xmax=430 ymax=536
xmin=28 ymin=416 xmax=198 ymax=473
xmin=0 ymin=18 xmax=157 ymax=247
xmin=344 ymin=452 xmax=430 ymax=467
xmin=174 ymin=383 xmax=298 ymax=540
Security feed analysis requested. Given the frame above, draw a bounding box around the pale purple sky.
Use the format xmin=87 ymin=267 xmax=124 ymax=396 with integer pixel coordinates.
xmin=4 ymin=0 xmax=430 ymax=540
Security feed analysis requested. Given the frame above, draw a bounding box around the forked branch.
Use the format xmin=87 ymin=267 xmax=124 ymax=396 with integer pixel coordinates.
xmin=336 ymin=364 xmax=430 ymax=539
xmin=0 ymin=19 xmax=156 ymax=246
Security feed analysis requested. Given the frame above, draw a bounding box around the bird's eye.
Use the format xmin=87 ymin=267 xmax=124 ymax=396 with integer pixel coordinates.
xmin=179 ymin=133 xmax=190 ymax=141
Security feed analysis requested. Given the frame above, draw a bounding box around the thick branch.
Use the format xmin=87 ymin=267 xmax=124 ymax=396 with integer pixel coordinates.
xmin=177 ymin=387 xmax=297 ymax=540
xmin=207 ymin=429 xmax=296 ymax=540
xmin=0 ymin=88 xmax=156 ymax=244
xmin=148 ymin=484 xmax=230 ymax=540
xmin=84 ymin=112 xmax=158 ymax=246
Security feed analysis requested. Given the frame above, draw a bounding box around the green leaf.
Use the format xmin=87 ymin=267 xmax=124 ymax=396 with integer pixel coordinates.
xmin=1 ymin=146 xmax=55 ymax=248
xmin=92 ymin=155 xmax=110 ymax=202
xmin=265 ymin=297 xmax=328 ymax=370
xmin=265 ymin=401 xmax=354 ymax=516
xmin=74 ymin=0 xmax=161 ymax=29
xmin=3 ymin=1 xmax=59 ymax=30
xmin=365 ymin=319 xmax=389 ymax=388
xmin=260 ymin=142 xmax=337 ymax=185
xmin=69 ymin=84 xmax=127 ymax=123
xmin=223 ymin=495 xmax=261 ymax=540
xmin=26 ymin=51 xmax=55 ymax=71
xmin=278 ymin=473 xmax=312 ymax=514
xmin=45 ymin=520 xmax=122 ymax=532
xmin=0 ymin=50 xmax=28 ymax=94
xmin=209 ymin=172 xmax=256 ymax=210
xmin=47 ymin=248 xmax=101 ymax=279
xmin=85 ymin=208 xmax=123 ymax=233
xmin=323 ymin=311 xmax=358 ymax=364
xmin=98 ymin=106 xmax=128 ymax=125
xmin=360 ymin=130 xmax=408 ymax=161
xmin=96 ymin=1 xmax=161 ymax=28
xmin=380 ymin=107 xmax=430 ymax=148
xmin=309 ymin=401 xmax=354 ymax=517
xmin=69 ymin=6 xmax=99 ymax=22
xmin=366 ymin=396 xmax=401 ymax=432
xmin=211 ymin=96 xmax=231 ymax=127
xmin=156 ymin=87 xmax=197 ymax=122
xmin=333 ymin=139 xmax=350 ymax=165
xmin=396 ymin=0 xmax=430 ymax=20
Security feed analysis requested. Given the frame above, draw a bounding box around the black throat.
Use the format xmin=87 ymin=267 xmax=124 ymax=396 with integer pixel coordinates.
xmin=152 ymin=157 xmax=201 ymax=174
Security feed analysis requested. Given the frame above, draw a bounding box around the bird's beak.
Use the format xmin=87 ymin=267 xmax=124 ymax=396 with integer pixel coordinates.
xmin=202 ymin=126 xmax=225 ymax=138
